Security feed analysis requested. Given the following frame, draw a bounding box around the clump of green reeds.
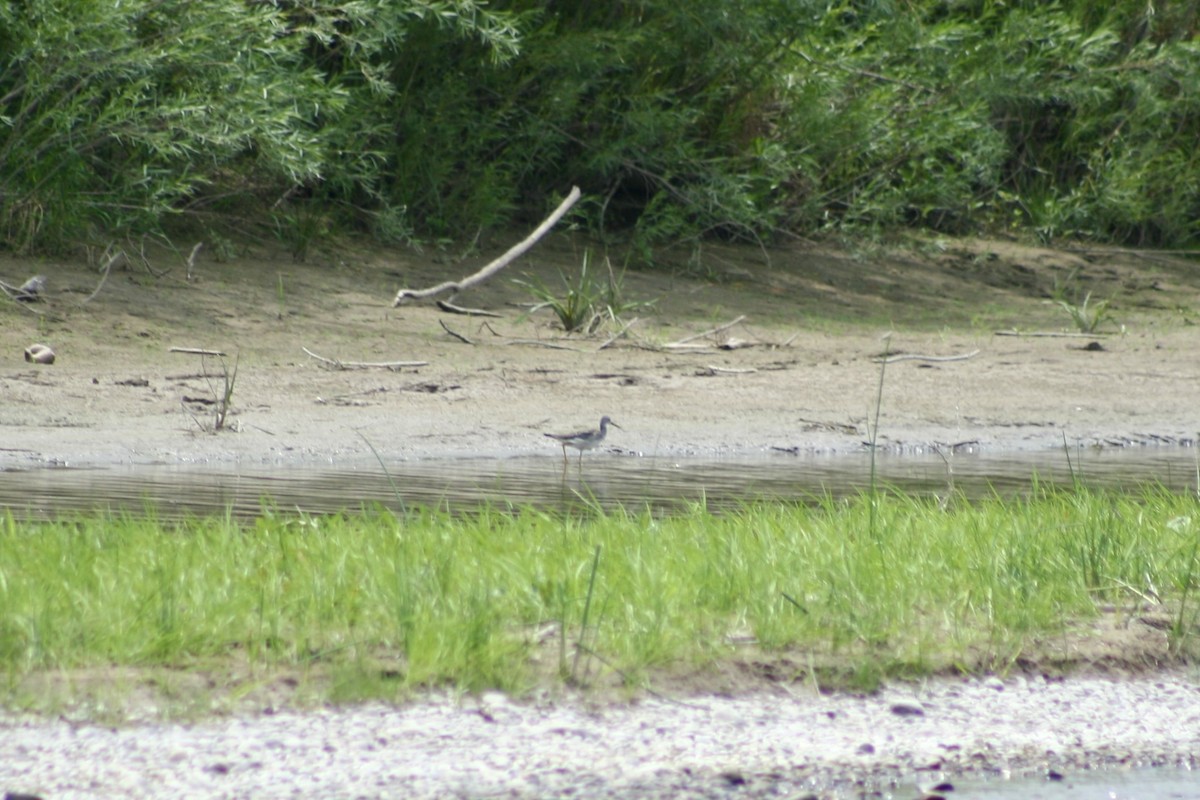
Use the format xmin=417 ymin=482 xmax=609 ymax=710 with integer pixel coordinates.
xmin=1 ymin=487 xmax=1197 ymax=715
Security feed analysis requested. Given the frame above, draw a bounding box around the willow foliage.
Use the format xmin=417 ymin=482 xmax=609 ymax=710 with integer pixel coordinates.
xmin=2 ymin=0 xmax=1199 ymax=251
xmin=0 ymin=0 xmax=518 ymax=251
xmin=766 ymin=1 xmax=1200 ymax=245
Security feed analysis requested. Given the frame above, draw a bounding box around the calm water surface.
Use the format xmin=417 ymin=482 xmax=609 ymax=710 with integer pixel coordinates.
xmin=955 ymin=766 xmax=1199 ymax=799
xmin=0 ymin=447 xmax=1195 ymax=519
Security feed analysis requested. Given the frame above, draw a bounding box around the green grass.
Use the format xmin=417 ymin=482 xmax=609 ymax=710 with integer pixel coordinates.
xmin=1 ymin=488 xmax=1198 ymax=713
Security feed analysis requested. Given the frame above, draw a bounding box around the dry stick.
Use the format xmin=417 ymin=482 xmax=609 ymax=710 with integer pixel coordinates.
xmin=439 ymin=319 xmax=474 ymax=345
xmin=80 ymin=249 xmax=124 ymax=304
xmin=302 ymin=346 xmax=428 ymax=369
xmin=665 ymin=315 xmax=747 ymax=347
xmin=874 ymin=349 xmax=980 ymax=364
xmin=597 ymin=317 xmax=641 ymax=351
xmin=170 ymin=346 xmax=227 ymax=357
xmin=703 ymin=365 xmax=758 ymax=374
xmin=660 ymin=343 xmax=721 ymax=352
xmin=995 ymin=330 xmax=1112 ymax=338
xmin=435 ymin=299 xmax=502 ymax=317
xmin=392 ymin=186 xmax=582 ymax=306
xmin=131 ymin=234 xmax=171 ymax=279
xmin=185 ymin=242 xmax=202 ymax=282
xmin=179 ymin=399 xmax=209 ymax=433
xmin=502 ymin=339 xmax=585 ymax=351
xmin=0 ymin=279 xmax=46 ymax=316
xmin=1064 ymin=245 xmax=1200 ymax=257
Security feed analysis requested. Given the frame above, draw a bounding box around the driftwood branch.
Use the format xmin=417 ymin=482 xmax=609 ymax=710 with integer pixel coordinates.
xmin=170 ymin=346 xmax=227 ymax=357
xmin=185 ymin=242 xmax=202 ymax=282
xmin=435 ymin=299 xmax=502 ymax=317
xmin=81 ymin=249 xmax=124 ymax=304
xmin=392 ymin=186 xmax=582 ymax=306
xmin=502 ymin=339 xmax=585 ymax=351
xmin=701 ymin=365 xmax=758 ymax=375
xmin=995 ymin=330 xmax=1112 ymax=338
xmin=874 ymin=349 xmax=980 ymax=364
xmin=597 ymin=317 xmax=641 ymax=351
xmin=439 ymin=319 xmax=474 ymax=345
xmin=665 ymin=315 xmax=747 ymax=348
xmin=302 ymin=346 xmax=428 ymax=370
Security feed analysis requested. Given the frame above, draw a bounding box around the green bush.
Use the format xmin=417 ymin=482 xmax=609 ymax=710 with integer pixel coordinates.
xmin=0 ymin=0 xmax=328 ymax=250
xmin=0 ymin=0 xmax=519 ymax=251
xmin=4 ymin=0 xmax=1200 ymax=252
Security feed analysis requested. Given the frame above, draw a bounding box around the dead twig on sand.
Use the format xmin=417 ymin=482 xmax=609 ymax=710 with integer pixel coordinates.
xmin=80 ymin=248 xmax=125 ymax=304
xmin=995 ymin=330 xmax=1113 ymax=338
xmin=392 ymin=187 xmax=582 ymax=307
xmin=664 ymin=315 xmax=747 ymax=348
xmin=185 ymin=242 xmax=202 ymax=282
xmin=302 ymin=346 xmax=428 ymax=370
xmin=874 ymin=349 xmax=980 ymax=364
xmin=174 ymin=348 xmax=239 ymax=432
xmin=502 ymin=339 xmax=586 ymax=351
xmin=597 ymin=317 xmax=641 ymax=351
xmin=170 ymin=346 xmax=227 ymax=357
xmin=435 ymin=299 xmax=502 ymax=317
xmin=439 ymin=319 xmax=474 ymax=345
xmin=0 ymin=275 xmax=48 ymax=315
xmin=0 ymin=274 xmax=46 ymax=301
xmin=700 ymin=365 xmax=758 ymax=375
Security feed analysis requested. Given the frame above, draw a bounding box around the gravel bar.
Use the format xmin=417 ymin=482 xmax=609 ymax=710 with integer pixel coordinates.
xmin=4 ymin=673 xmax=1200 ymax=799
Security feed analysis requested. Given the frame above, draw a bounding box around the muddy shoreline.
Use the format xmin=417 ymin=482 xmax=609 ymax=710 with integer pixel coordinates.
xmin=3 ymin=236 xmax=1199 ymax=471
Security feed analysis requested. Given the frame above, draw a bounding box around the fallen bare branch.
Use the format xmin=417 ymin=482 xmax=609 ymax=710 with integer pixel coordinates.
xmin=875 ymin=349 xmax=980 ymax=364
xmin=661 ymin=343 xmax=721 ymax=352
xmin=995 ymin=330 xmax=1112 ymax=338
xmin=597 ymin=317 xmax=641 ymax=351
xmin=131 ymin=234 xmax=172 ymax=279
xmin=170 ymin=346 xmax=227 ymax=357
xmin=185 ymin=242 xmax=202 ymax=282
xmin=439 ymin=319 xmax=474 ymax=345
xmin=81 ymin=249 xmax=124 ymax=304
xmin=302 ymin=346 xmax=428 ymax=369
xmin=0 ymin=276 xmax=48 ymax=316
xmin=502 ymin=339 xmax=586 ymax=351
xmin=435 ymin=299 xmax=503 ymax=317
xmin=180 ymin=398 xmax=208 ymax=433
xmin=701 ymin=365 xmax=757 ymax=374
xmin=666 ymin=315 xmax=747 ymax=347
xmin=393 ymin=186 xmax=582 ymax=306
xmin=10 ymin=274 xmax=46 ymax=301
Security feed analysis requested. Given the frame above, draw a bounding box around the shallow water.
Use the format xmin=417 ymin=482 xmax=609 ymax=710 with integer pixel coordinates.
xmin=957 ymin=766 xmax=1200 ymax=799
xmin=0 ymin=446 xmax=1195 ymax=519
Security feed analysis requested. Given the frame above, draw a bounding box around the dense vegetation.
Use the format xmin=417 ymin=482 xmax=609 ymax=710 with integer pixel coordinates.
xmin=2 ymin=0 xmax=1199 ymax=254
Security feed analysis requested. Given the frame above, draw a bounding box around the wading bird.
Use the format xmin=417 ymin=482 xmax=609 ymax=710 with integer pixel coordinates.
xmin=544 ymin=416 xmax=621 ymax=467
